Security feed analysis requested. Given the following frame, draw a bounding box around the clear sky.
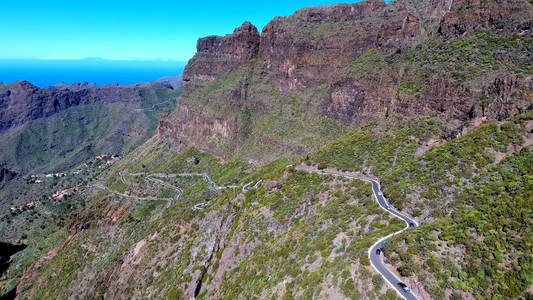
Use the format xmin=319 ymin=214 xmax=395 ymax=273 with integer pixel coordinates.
xmin=1 ymin=0 xmax=350 ymax=61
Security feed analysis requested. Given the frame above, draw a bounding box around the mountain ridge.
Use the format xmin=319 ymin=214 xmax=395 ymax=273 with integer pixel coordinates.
xmin=0 ymin=80 xmax=177 ymax=133
xmin=1 ymin=0 xmax=532 ymax=299
xmin=158 ymin=0 xmax=532 ymax=162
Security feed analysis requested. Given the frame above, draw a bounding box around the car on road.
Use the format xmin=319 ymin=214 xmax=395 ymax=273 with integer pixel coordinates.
xmin=375 ymin=248 xmax=381 ymax=255
xmin=193 ymin=203 xmax=205 ymax=210
xmin=398 ymin=282 xmax=409 ymax=293
xmin=409 ymin=222 xmax=415 ymax=227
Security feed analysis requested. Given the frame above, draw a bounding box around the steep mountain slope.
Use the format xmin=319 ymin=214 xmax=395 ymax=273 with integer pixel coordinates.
xmin=0 ymin=81 xmax=180 ymax=174
xmin=385 ymin=148 xmax=532 ymax=299
xmin=159 ymin=0 xmax=532 ymax=162
xmin=3 ymin=0 xmax=533 ymax=299
xmin=12 ymin=112 xmax=532 ymax=299
xmin=12 ymin=140 xmax=405 ymax=299
xmin=307 ymin=111 xmax=532 ymax=298
xmin=0 ymin=81 xmax=180 ymax=297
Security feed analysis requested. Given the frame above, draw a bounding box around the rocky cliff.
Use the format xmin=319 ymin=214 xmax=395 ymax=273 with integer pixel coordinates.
xmin=182 ymin=22 xmax=260 ymax=90
xmin=6 ymin=1 xmax=533 ymax=299
xmin=158 ymin=0 xmax=533 ymax=161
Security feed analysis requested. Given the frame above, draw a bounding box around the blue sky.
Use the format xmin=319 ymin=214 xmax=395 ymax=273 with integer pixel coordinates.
xmin=1 ymin=0 xmax=349 ymax=61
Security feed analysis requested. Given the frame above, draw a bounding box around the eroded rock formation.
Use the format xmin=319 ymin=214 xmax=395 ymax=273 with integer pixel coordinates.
xmin=158 ymin=0 xmax=533 ymax=160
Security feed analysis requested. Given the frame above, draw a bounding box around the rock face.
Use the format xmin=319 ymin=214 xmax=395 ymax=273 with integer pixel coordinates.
xmin=437 ymin=0 xmax=533 ymax=38
xmin=159 ymin=0 xmax=533 ymax=160
xmin=158 ymin=104 xmax=241 ymax=158
xmin=0 ymin=166 xmax=16 ymax=185
xmin=182 ymin=22 xmax=260 ymax=89
xmin=258 ymin=0 xmax=418 ymax=92
xmin=0 ymin=81 xmax=151 ymax=132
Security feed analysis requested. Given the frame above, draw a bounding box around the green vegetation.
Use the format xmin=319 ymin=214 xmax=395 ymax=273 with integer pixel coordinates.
xmin=104 ymin=138 xmax=249 ymax=191
xmin=382 ymin=113 xmax=529 ymax=213
xmin=0 ymin=84 xmax=179 ymax=174
xmin=306 ymin=111 xmax=531 ymax=217
xmin=385 ymin=148 xmax=533 ymax=299
xmin=0 ymin=83 xmax=179 ymax=297
xmin=9 ymin=108 xmax=532 ymax=299
xmin=14 ymin=137 xmax=406 ymax=299
xmin=401 ymin=31 xmax=532 ymax=87
xmin=4 ymin=6 xmax=533 ymax=299
xmin=302 ymin=111 xmax=532 ymax=298
xmin=346 ymin=49 xmax=388 ymax=78
xmin=217 ymin=164 xmax=404 ymax=299
xmin=0 ymin=156 xmax=117 ymax=296
xmin=306 ymin=116 xmax=442 ymax=174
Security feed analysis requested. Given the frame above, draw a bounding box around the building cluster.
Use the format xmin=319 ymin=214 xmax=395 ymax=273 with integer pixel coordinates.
xmin=95 ymin=154 xmax=122 ymax=168
xmin=52 ymin=187 xmax=83 ymax=201
xmin=10 ymin=202 xmax=36 ymax=214
xmin=28 ymin=173 xmax=66 ymax=183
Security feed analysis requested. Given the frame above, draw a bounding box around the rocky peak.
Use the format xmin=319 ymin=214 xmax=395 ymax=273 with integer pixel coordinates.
xmin=196 ymin=21 xmax=259 ymax=59
xmin=11 ymin=80 xmax=38 ymax=92
xmin=183 ymin=22 xmax=260 ymax=87
xmin=290 ymin=0 xmax=386 ymax=23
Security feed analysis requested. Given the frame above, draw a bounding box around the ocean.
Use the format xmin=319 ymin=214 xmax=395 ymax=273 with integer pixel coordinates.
xmin=0 ymin=58 xmax=186 ymax=87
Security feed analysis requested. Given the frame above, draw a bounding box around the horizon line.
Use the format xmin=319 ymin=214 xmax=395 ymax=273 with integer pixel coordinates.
xmin=0 ymin=57 xmax=189 ymax=62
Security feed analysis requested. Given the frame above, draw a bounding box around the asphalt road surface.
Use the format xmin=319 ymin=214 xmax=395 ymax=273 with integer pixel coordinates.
xmin=365 ymin=179 xmax=419 ymax=300
xmin=295 ymin=166 xmax=419 ymax=300
xmin=96 ymin=165 xmax=419 ymax=298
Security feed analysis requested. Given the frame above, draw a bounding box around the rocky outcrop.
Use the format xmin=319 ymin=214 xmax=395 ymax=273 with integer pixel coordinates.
xmin=158 ymin=104 xmax=242 ymax=158
xmin=322 ymin=79 xmax=366 ymax=124
xmin=486 ymin=74 xmax=533 ymax=120
xmin=182 ymin=21 xmax=260 ymax=89
xmin=158 ymin=0 xmax=533 ymax=160
xmin=258 ymin=0 xmax=421 ymax=93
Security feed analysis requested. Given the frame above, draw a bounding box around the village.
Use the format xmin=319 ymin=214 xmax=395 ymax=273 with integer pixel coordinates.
xmin=26 ymin=154 xmax=121 ymax=183
xmin=10 ymin=154 xmax=121 ymax=216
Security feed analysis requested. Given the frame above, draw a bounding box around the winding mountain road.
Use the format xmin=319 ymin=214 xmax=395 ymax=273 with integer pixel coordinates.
xmin=93 ymin=172 xmax=238 ymax=207
xmin=294 ymin=165 xmax=419 ymax=300
xmin=87 ymin=183 xmax=175 ymax=202
xmin=145 ymin=175 xmax=183 ymax=206
xmin=99 ymin=165 xmax=419 ymax=298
